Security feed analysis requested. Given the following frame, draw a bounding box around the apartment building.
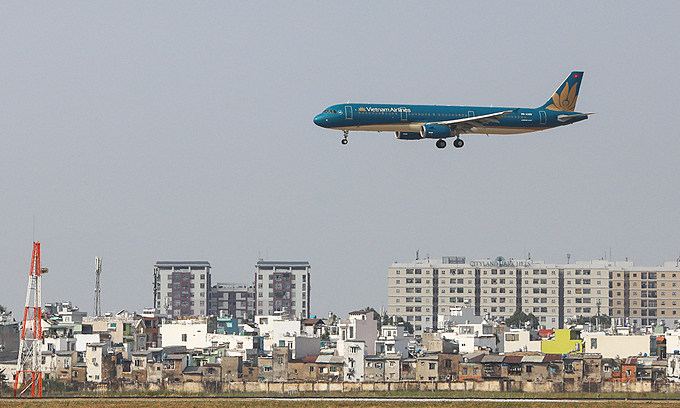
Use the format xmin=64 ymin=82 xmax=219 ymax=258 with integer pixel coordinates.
xmin=388 ymin=256 xmax=612 ymax=335
xmin=609 ymin=261 xmax=680 ymax=327
xmin=209 ymin=283 xmax=255 ymax=320
xmin=254 ymin=261 xmax=311 ymax=319
xmin=154 ymin=261 xmax=211 ymax=317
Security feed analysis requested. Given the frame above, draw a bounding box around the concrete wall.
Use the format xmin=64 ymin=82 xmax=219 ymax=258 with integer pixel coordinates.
xmin=86 ymin=379 xmax=680 ymax=394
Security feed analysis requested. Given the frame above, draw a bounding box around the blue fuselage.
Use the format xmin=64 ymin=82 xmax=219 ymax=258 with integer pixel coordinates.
xmin=314 ymin=103 xmax=587 ymax=136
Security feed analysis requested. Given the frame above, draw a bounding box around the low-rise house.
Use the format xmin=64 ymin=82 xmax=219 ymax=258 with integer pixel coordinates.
xmin=541 ymin=329 xmax=584 ymax=355
xmin=202 ymin=363 xmax=222 ymax=382
xmin=504 ymin=354 xmax=523 ymax=379
xmin=343 ymin=340 xmax=365 ymax=382
xmin=384 ymin=355 xmax=402 ymax=381
xmin=583 ymin=333 xmax=654 ymax=359
xmin=438 ymin=353 xmax=458 ymax=382
xmin=400 ymin=358 xmax=417 ymax=381
xmin=636 ymin=356 xmax=657 ymax=382
xmin=504 ymin=329 xmax=541 ymax=353
xmin=668 ymin=354 xmax=680 ymax=382
xmin=71 ymin=361 xmax=87 ymax=383
xmin=220 ymin=354 xmax=242 ymax=382
xmin=336 ymin=311 xmax=377 ymax=357
xmin=54 ymin=350 xmax=77 ymax=381
xmin=522 ymin=354 xmax=554 ymax=382
xmin=602 ymin=358 xmax=622 ymax=382
xmin=621 ymin=356 xmax=637 ymax=382
xmin=242 ymin=363 xmax=258 ymax=382
xmin=416 ymin=353 xmax=439 ymax=381
xmin=422 ymin=332 xmax=457 ymax=354
xmin=481 ymin=354 xmax=505 ymax=380
xmin=545 ymin=355 xmax=564 ymax=382
xmin=287 ymin=359 xmax=307 ymax=381
xmin=652 ymin=359 xmax=667 ymax=382
xmin=314 ymin=355 xmax=343 ymax=381
xmin=182 ymin=366 xmax=203 ymax=382
xmin=131 ymin=349 xmax=163 ymax=383
xmin=163 ymin=354 xmax=188 ymax=383
xmin=376 ymin=324 xmax=414 ymax=356
xmin=458 ymin=352 xmax=484 ymax=381
xmin=583 ymin=353 xmax=603 ymax=382
xmin=301 ymin=318 xmax=325 ymax=337
xmin=563 ymin=355 xmax=585 ymax=383
xmin=86 ymin=342 xmax=110 ymax=383
xmin=364 ymin=355 xmax=385 ymax=382
xmin=275 ymin=334 xmax=321 ymax=360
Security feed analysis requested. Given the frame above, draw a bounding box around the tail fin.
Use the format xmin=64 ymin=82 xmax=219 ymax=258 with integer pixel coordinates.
xmin=538 ymin=71 xmax=584 ymax=112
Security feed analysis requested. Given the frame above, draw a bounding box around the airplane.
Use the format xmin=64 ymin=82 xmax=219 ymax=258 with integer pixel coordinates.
xmin=313 ymin=71 xmax=592 ymax=149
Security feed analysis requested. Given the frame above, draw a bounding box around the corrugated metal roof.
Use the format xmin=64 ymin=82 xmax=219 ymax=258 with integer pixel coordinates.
xmin=522 ymin=355 xmax=545 ymax=363
xmin=302 ymin=355 xmax=318 ymax=363
xmin=504 ymin=355 xmax=523 ymax=364
xmin=481 ymin=355 xmax=505 ymax=363
xmin=316 ymin=355 xmax=342 ymax=364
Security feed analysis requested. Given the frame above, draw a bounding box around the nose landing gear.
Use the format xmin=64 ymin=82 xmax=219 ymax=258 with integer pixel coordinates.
xmin=341 ymin=130 xmax=349 ymax=145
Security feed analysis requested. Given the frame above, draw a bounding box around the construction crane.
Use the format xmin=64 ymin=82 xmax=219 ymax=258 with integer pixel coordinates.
xmin=94 ymin=257 xmax=102 ymax=317
xmin=14 ymin=242 xmax=45 ymax=398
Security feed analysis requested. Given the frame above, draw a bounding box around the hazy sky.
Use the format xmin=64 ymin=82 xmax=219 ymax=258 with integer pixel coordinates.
xmin=2 ymin=2 xmax=680 ymax=319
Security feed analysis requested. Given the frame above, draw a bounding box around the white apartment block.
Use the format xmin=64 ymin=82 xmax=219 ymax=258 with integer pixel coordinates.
xmin=254 ymin=261 xmax=311 ymax=319
xmin=154 ymin=261 xmax=211 ymax=317
xmin=388 ymin=256 xmax=612 ymax=335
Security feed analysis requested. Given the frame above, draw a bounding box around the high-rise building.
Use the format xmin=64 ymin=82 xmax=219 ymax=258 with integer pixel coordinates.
xmin=209 ymin=283 xmax=255 ymax=320
xmin=254 ymin=261 xmax=311 ymax=319
xmin=608 ymin=261 xmax=680 ymax=327
xmin=388 ymin=256 xmax=616 ymax=335
xmin=154 ymin=261 xmax=211 ymax=317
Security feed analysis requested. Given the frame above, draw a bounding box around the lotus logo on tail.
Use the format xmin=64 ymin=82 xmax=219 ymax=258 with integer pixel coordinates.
xmin=546 ymin=79 xmax=579 ymax=112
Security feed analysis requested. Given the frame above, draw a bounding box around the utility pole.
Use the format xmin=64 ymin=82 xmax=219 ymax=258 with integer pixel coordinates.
xmin=14 ymin=242 xmax=45 ymax=398
xmin=94 ymin=257 xmax=102 ymax=317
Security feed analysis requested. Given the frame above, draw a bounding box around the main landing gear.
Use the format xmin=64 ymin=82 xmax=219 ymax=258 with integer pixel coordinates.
xmin=436 ymin=137 xmax=465 ymax=149
xmin=341 ymin=130 xmax=349 ymax=145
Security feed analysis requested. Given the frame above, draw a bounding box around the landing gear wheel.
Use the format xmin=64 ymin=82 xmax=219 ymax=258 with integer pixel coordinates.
xmin=341 ymin=138 xmax=348 ymax=145
xmin=436 ymin=139 xmax=447 ymax=149
xmin=341 ymin=130 xmax=349 ymax=145
xmin=453 ymin=138 xmax=464 ymax=148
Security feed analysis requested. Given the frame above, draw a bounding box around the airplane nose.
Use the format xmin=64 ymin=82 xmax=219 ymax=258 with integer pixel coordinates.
xmin=313 ymin=114 xmax=326 ymax=127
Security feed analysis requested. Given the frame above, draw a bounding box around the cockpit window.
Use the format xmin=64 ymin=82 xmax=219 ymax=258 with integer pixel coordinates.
xmin=322 ymin=109 xmax=340 ymax=114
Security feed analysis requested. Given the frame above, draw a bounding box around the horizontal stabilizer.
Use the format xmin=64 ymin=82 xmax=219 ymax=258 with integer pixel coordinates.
xmin=557 ymin=112 xmax=596 ymax=122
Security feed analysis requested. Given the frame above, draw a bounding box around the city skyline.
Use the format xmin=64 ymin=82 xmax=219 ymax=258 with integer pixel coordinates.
xmin=2 ymin=2 xmax=680 ymax=319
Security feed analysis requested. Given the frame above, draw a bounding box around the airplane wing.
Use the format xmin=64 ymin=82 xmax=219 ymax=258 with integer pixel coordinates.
xmin=428 ymin=109 xmax=517 ymax=134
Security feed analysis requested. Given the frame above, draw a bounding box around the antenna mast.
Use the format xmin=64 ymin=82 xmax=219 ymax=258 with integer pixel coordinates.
xmin=14 ymin=242 xmax=45 ymax=398
xmin=94 ymin=257 xmax=102 ymax=317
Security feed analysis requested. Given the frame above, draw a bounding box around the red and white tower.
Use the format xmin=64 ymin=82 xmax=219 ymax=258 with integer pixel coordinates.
xmin=14 ymin=242 xmax=44 ymax=397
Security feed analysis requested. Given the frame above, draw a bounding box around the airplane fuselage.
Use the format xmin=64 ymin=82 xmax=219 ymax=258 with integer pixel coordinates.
xmin=314 ymin=104 xmax=586 ymax=135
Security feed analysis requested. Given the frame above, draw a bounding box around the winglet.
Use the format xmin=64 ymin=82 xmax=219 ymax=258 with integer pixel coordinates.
xmin=539 ymin=71 xmax=584 ymax=112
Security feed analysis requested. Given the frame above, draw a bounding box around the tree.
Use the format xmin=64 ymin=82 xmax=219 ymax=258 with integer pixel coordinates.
xmin=505 ymin=309 xmax=539 ymax=329
xmin=0 ymin=304 xmax=6 ymax=314
xmin=571 ymin=314 xmax=611 ymax=328
xmin=394 ymin=316 xmax=414 ymax=334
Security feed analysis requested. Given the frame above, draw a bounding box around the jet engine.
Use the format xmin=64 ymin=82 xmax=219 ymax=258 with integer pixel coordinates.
xmin=394 ymin=131 xmax=423 ymax=140
xmin=420 ymin=124 xmax=453 ymax=139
